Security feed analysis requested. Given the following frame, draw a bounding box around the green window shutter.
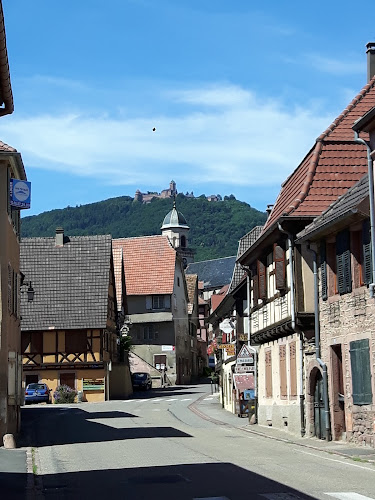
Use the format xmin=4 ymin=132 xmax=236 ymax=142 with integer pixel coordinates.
xmin=336 ymin=230 xmax=352 ymax=295
xmin=362 ymin=219 xmax=372 ymax=285
xmin=320 ymin=241 xmax=328 ymax=301
xmin=350 ymin=339 xmax=373 ymax=405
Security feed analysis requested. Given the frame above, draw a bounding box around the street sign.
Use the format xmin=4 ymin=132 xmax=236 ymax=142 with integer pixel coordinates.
xmin=219 ymin=318 xmax=234 ymax=334
xmin=236 ymin=344 xmax=255 ymax=365
xmin=235 ymin=364 xmax=254 ymax=373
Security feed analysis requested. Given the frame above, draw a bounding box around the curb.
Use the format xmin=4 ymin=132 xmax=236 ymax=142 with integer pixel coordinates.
xmin=189 ymin=394 xmax=375 ymax=466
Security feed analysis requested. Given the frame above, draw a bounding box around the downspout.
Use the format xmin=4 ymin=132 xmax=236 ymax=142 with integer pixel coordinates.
xmin=307 ymin=244 xmax=331 ymax=441
xmin=353 ymin=132 xmax=375 ymax=297
xmin=278 ymin=223 xmax=305 ymax=436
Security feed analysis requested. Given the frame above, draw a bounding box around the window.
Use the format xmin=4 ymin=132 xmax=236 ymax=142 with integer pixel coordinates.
xmin=274 ymin=243 xmax=286 ymax=291
xmin=320 ymin=241 xmax=328 ymax=301
xmin=177 ymin=277 xmax=180 ymax=287
xmin=362 ymin=219 xmax=372 ymax=285
xmin=181 ymin=235 xmax=186 ymax=248
xmin=350 ymin=339 xmax=372 ymax=405
xmin=336 ymin=230 xmax=352 ymax=295
xmin=289 ymin=341 xmax=297 ymax=398
xmin=143 ymin=325 xmax=158 ymax=340
xmin=152 ymin=295 xmax=165 ymax=309
xmin=327 ymin=240 xmax=337 ymax=296
xmin=258 ymin=260 xmax=267 ymax=300
xmin=351 ymin=230 xmax=362 ymax=289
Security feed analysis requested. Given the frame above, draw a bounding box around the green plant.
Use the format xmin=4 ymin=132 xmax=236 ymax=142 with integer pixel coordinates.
xmin=53 ymin=385 xmax=77 ymax=404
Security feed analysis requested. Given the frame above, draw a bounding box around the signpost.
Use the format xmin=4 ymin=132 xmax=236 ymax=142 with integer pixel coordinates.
xmin=235 ymin=343 xmax=257 ymax=422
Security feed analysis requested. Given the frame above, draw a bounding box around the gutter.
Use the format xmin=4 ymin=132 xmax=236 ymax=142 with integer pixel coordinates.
xmin=353 ymin=132 xmax=375 ymax=297
xmin=277 ymin=223 xmax=305 ymax=436
xmin=307 ymin=243 xmax=331 ymax=441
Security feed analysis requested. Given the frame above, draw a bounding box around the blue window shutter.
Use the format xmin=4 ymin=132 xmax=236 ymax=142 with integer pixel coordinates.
xmin=336 ymin=230 xmax=351 ymax=295
xmin=362 ymin=219 xmax=372 ymax=285
xmin=320 ymin=241 xmax=328 ymax=301
xmin=350 ymin=339 xmax=373 ymax=405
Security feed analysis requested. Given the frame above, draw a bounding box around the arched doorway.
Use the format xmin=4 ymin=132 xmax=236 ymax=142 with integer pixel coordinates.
xmin=314 ymin=371 xmax=326 ymax=439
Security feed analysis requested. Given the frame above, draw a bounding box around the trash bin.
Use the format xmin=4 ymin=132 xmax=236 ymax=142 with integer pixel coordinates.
xmin=77 ymin=390 xmax=83 ymax=403
xmin=248 ymin=398 xmax=257 ymax=424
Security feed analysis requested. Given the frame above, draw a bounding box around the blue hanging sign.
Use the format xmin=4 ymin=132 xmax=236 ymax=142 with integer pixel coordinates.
xmin=10 ymin=179 xmax=31 ymax=209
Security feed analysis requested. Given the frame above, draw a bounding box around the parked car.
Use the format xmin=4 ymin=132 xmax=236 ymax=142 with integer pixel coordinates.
xmin=131 ymin=372 xmax=152 ymax=391
xmin=25 ymin=383 xmax=51 ymax=404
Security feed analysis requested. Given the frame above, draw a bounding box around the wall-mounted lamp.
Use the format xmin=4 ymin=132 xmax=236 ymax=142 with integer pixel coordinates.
xmin=21 ymin=274 xmax=35 ymax=302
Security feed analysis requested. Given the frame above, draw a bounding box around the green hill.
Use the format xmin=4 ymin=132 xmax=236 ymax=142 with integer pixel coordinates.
xmin=21 ymin=194 xmax=267 ymax=261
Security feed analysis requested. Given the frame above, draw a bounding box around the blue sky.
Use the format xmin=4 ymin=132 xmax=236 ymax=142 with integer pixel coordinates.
xmin=1 ymin=0 xmax=373 ymax=216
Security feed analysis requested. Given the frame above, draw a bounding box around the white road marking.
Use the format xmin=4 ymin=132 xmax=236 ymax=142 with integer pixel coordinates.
xmin=152 ymin=399 xmax=164 ymax=402
xmin=180 ymin=398 xmax=192 ymax=401
xmin=166 ymin=399 xmax=178 ymax=402
xmin=296 ymin=449 xmax=375 ymax=472
xmin=204 ymin=397 xmax=214 ymax=401
xmin=152 ymin=409 xmax=161 ymax=412
xmin=325 ymin=494 xmax=375 ymax=500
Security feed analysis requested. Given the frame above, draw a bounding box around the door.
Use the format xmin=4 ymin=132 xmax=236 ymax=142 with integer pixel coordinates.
xmin=314 ymin=372 xmax=326 ymax=439
xmin=331 ymin=345 xmax=346 ymax=439
xmin=60 ymin=372 xmax=76 ymax=389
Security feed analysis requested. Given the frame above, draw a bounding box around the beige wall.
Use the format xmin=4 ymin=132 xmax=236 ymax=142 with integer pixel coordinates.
xmin=0 ymin=160 xmax=24 ymax=439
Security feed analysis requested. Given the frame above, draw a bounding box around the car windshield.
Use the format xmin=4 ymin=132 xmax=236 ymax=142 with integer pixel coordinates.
xmin=27 ymin=384 xmax=45 ymax=390
xmin=133 ymin=374 xmax=147 ymax=380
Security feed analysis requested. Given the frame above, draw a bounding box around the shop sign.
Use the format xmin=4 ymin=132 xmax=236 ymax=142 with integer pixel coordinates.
xmin=10 ymin=179 xmax=31 ymax=209
xmin=238 ymin=333 xmax=248 ymax=342
xmin=225 ymin=345 xmax=236 ymax=356
xmin=162 ymin=345 xmax=174 ymax=351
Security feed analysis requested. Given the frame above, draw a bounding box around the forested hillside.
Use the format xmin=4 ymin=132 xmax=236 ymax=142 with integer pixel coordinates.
xmin=21 ymin=194 xmax=267 ymax=261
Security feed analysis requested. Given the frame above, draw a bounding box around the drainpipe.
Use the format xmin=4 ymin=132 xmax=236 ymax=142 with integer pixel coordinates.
xmin=307 ymin=244 xmax=331 ymax=441
xmin=353 ymin=132 xmax=375 ymax=298
xmin=277 ymin=223 xmax=305 ymax=436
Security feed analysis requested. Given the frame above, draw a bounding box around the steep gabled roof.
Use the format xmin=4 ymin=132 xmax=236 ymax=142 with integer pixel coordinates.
xmin=185 ymin=256 xmax=236 ymax=290
xmin=0 ymin=2 xmax=13 ymax=116
xmin=21 ymin=234 xmax=112 ymax=331
xmin=112 ymin=235 xmax=177 ymax=297
xmin=228 ymin=226 xmax=263 ymax=294
xmin=297 ymin=174 xmax=369 ymax=241
xmin=263 ymin=77 xmax=375 ymax=232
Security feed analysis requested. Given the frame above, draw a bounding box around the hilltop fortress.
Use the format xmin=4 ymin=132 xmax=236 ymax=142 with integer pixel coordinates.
xmin=134 ymin=180 xmax=222 ymax=203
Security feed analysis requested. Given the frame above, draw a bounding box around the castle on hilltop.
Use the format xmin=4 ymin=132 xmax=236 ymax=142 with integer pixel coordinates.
xmin=134 ymin=180 xmax=222 ymax=204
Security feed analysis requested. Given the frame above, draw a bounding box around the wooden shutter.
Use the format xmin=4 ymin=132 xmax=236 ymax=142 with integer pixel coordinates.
xmin=258 ymin=260 xmax=267 ymax=300
xmin=351 ymin=231 xmax=362 ymax=289
xmin=362 ymin=219 xmax=372 ymax=285
xmin=320 ymin=241 xmax=328 ymax=301
xmin=336 ymin=230 xmax=352 ymax=295
xmin=164 ymin=295 xmax=171 ymax=309
xmin=274 ymin=244 xmax=286 ymax=291
xmin=289 ymin=341 xmax=297 ymax=397
xmin=252 ymin=265 xmax=259 ymax=303
xmin=265 ymin=349 xmax=272 ymax=398
xmin=350 ymin=339 xmax=372 ymax=405
xmin=279 ymin=345 xmax=287 ymax=398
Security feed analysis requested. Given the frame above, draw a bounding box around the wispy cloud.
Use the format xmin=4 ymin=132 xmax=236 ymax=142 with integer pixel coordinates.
xmin=306 ymin=54 xmax=363 ymax=75
xmin=0 ymin=84 xmax=333 ymax=189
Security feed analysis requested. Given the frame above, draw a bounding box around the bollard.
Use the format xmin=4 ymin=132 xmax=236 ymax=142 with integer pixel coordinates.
xmin=3 ymin=433 xmax=16 ymax=449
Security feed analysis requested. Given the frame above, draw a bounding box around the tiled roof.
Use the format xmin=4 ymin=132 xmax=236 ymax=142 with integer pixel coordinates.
xmin=112 ymin=235 xmax=176 ymax=296
xmin=20 ymin=234 xmax=112 ymax=331
xmin=297 ymin=174 xmax=369 ymax=241
xmin=0 ymin=140 xmax=16 ymax=152
xmin=263 ymin=77 xmax=375 ymax=232
xmin=185 ymin=256 xmax=236 ymax=290
xmin=211 ymin=284 xmax=230 ymax=313
xmin=0 ymin=2 xmax=14 ymax=116
xmin=228 ymin=226 xmax=263 ymax=294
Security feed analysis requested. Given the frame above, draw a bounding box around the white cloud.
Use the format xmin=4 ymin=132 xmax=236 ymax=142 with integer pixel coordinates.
xmin=0 ymin=84 xmax=333 ymax=189
xmin=307 ymin=54 xmax=363 ymax=75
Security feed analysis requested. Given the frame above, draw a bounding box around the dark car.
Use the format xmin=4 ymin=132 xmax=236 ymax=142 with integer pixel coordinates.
xmin=25 ymin=383 xmax=51 ymax=404
xmin=131 ymin=372 xmax=152 ymax=391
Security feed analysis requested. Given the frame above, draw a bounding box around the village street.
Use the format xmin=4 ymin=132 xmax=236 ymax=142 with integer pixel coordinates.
xmin=21 ymin=383 xmax=375 ymax=500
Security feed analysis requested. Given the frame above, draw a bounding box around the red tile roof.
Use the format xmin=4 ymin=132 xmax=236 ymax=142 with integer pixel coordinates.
xmin=211 ymin=284 xmax=230 ymax=312
xmin=0 ymin=140 xmax=16 ymax=152
xmin=263 ymin=77 xmax=375 ymax=231
xmin=112 ymin=235 xmax=177 ymax=297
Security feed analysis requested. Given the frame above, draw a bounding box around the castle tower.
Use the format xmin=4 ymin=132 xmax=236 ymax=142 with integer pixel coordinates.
xmin=161 ymin=200 xmax=194 ymax=268
xmin=169 ymin=180 xmax=177 ymax=197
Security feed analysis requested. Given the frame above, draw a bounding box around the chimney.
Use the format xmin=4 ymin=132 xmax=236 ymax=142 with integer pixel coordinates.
xmin=367 ymin=42 xmax=375 ymax=82
xmin=266 ymin=204 xmax=274 ymax=216
xmin=55 ymin=227 xmax=64 ymax=246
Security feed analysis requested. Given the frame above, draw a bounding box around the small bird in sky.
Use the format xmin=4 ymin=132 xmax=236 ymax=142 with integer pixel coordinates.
xmin=152 ymin=127 xmax=156 ymax=132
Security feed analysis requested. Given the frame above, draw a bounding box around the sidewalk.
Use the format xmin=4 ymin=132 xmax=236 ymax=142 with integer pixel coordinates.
xmin=0 ymin=446 xmax=32 ymax=499
xmin=195 ymin=393 xmax=375 ymax=464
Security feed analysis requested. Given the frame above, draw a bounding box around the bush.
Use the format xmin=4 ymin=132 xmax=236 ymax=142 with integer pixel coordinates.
xmin=53 ymin=385 xmax=77 ymax=404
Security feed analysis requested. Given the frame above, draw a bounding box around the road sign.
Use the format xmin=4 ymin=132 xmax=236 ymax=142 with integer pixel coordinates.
xmin=236 ymin=344 xmax=255 ymax=365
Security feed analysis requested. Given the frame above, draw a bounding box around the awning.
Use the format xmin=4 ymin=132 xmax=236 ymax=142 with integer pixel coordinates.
xmin=233 ymin=373 xmax=254 ymax=392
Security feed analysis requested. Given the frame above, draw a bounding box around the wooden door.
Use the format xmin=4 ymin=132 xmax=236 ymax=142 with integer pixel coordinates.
xmin=60 ymin=372 xmax=75 ymax=389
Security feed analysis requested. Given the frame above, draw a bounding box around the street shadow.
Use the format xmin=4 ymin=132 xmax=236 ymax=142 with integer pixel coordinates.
xmin=20 ymin=407 xmax=192 ymax=448
xmin=34 ymin=462 xmax=317 ymax=500
xmin=131 ymin=389 xmax=201 ymax=399
xmin=0 ymin=472 xmax=30 ymax=500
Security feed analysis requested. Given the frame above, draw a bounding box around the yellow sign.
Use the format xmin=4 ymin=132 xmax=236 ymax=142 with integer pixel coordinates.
xmin=238 ymin=334 xmax=248 ymax=342
xmin=225 ymin=345 xmax=236 ymax=356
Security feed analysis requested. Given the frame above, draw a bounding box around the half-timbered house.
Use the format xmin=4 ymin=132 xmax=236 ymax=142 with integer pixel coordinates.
xmin=20 ymin=229 xmax=123 ymax=402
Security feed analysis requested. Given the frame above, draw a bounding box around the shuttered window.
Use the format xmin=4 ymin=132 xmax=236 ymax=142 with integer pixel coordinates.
xmin=258 ymin=260 xmax=267 ymax=300
xmin=289 ymin=341 xmax=297 ymax=397
xmin=351 ymin=230 xmax=362 ymax=289
xmin=350 ymin=339 xmax=372 ymax=405
xmin=327 ymin=241 xmax=337 ymax=296
xmin=252 ymin=264 xmax=259 ymax=304
xmin=265 ymin=349 xmax=272 ymax=398
xmin=336 ymin=230 xmax=352 ymax=295
xmin=279 ymin=345 xmax=287 ymax=399
xmin=362 ymin=219 xmax=372 ymax=286
xmin=274 ymin=244 xmax=286 ymax=291
xmin=320 ymin=241 xmax=328 ymax=301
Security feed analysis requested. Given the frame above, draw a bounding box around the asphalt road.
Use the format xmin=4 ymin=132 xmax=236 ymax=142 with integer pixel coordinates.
xmin=22 ymin=383 xmax=375 ymax=500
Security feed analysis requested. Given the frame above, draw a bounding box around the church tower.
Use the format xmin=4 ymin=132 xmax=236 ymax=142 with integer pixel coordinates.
xmin=161 ymin=200 xmax=194 ymax=268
